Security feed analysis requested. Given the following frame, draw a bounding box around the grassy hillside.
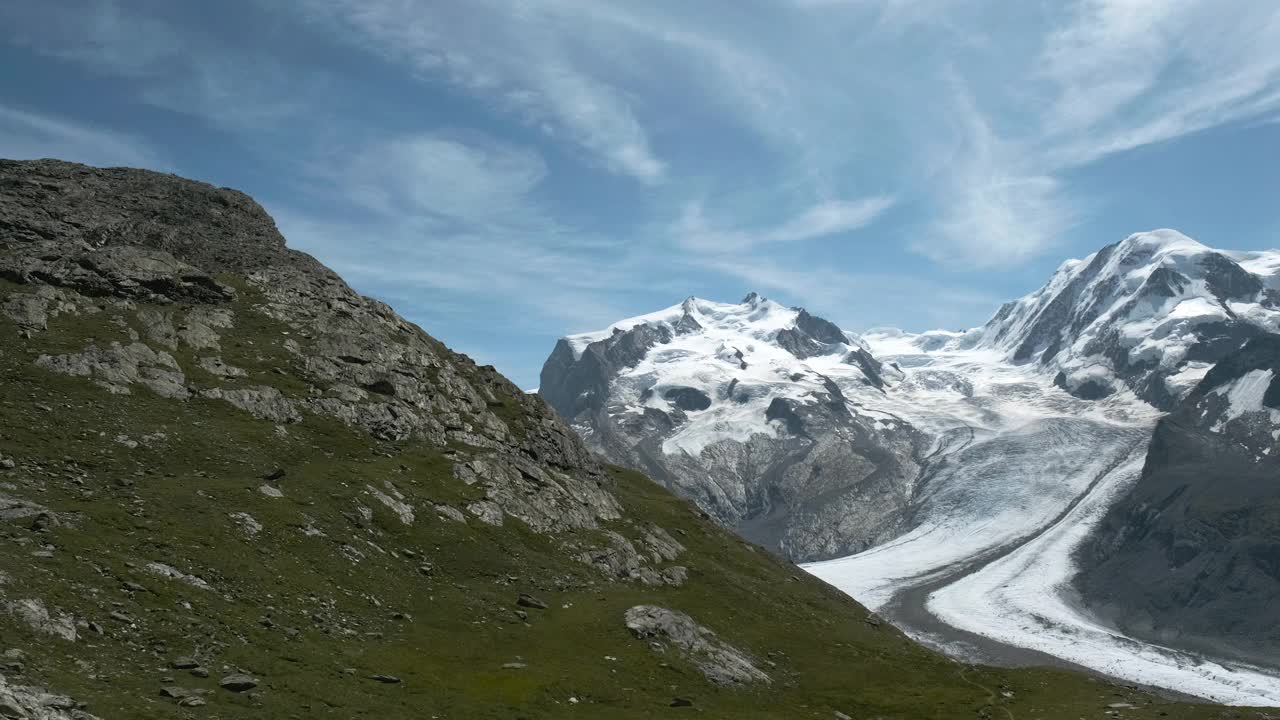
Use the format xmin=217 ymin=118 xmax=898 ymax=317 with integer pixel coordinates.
xmin=0 ymin=280 xmax=1238 ymax=720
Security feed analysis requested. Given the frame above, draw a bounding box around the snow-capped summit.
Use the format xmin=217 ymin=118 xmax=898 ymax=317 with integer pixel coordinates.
xmin=539 ymin=294 xmax=918 ymax=561
xmin=968 ymin=229 xmax=1280 ymax=407
xmin=563 ymin=293 xmax=866 ymax=363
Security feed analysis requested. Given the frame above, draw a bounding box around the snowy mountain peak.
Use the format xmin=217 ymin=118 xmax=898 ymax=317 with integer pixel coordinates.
xmin=562 ymin=294 xmax=853 ymax=363
xmin=971 ymin=230 xmax=1280 ymax=407
xmin=539 ymin=296 xmax=918 ymax=558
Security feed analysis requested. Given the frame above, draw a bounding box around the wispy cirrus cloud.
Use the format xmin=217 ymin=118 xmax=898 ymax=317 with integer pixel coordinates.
xmin=676 ymin=196 xmax=895 ymax=253
xmin=1035 ymin=0 xmax=1280 ymax=168
xmin=911 ymin=0 xmax=1280 ymax=266
xmin=300 ymin=0 xmax=668 ymax=184
xmin=277 ymin=130 xmax=689 ymax=334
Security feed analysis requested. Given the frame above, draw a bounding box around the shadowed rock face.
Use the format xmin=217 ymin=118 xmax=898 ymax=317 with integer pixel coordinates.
xmin=1077 ymin=334 xmax=1280 ymax=668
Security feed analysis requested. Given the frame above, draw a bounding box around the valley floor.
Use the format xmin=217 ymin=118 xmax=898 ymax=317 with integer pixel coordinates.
xmin=802 ymin=341 xmax=1280 ymax=707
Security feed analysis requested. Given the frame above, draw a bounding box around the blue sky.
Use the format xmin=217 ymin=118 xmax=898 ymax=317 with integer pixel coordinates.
xmin=3 ymin=1 xmax=1280 ymax=387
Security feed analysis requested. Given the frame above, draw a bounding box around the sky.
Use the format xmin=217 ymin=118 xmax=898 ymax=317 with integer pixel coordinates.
xmin=3 ymin=1 xmax=1280 ymax=388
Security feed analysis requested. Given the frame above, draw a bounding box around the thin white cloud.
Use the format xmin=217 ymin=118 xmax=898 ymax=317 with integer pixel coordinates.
xmin=677 ymin=196 xmax=894 ymax=253
xmin=272 ymin=130 xmax=692 ymax=338
xmin=0 ymin=105 xmax=161 ymax=169
xmin=340 ymin=134 xmax=549 ymax=228
xmin=303 ymin=0 xmax=667 ymax=184
xmin=914 ymin=79 xmax=1076 ymax=268
xmin=1038 ymin=0 xmax=1280 ymax=168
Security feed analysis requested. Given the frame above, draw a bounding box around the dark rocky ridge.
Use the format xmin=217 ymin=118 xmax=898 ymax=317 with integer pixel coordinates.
xmin=0 ymin=159 xmax=595 ymax=471
xmin=1077 ymin=334 xmax=1280 ymax=668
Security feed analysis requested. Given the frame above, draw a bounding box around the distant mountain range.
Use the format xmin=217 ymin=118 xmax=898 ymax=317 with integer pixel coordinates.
xmin=539 ymin=229 xmax=1280 ymax=696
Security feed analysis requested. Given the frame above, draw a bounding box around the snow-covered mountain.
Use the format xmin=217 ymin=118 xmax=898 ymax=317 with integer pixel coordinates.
xmin=539 ymin=229 xmax=1280 ymax=703
xmin=954 ymin=229 xmax=1280 ymax=408
xmin=539 ymin=293 xmax=923 ymax=560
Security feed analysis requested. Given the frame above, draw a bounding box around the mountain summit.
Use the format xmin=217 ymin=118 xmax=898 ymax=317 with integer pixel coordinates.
xmin=540 ymin=294 xmax=921 ymax=561
xmin=967 ymin=229 xmax=1280 ymax=407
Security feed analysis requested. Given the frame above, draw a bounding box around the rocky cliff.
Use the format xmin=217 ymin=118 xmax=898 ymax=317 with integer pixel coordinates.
xmin=1077 ymin=333 xmax=1280 ymax=668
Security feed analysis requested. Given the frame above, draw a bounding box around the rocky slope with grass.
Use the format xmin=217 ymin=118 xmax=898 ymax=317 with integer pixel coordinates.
xmin=0 ymin=158 xmax=1239 ymax=719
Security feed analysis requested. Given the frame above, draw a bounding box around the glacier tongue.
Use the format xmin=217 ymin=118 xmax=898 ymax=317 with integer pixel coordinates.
xmin=804 ymin=329 xmax=1280 ymax=706
xmin=804 ymin=336 xmax=1157 ymax=608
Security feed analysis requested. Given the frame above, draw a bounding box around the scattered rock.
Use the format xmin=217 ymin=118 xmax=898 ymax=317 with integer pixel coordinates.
xmin=196 ymin=355 xmax=246 ymax=379
xmin=218 ymin=674 xmax=257 ymax=692
xmin=516 ymin=594 xmax=548 ymax=610
xmin=368 ymin=484 xmax=414 ymax=525
xmin=661 ymin=566 xmax=689 ymax=587
xmin=36 ymin=342 xmax=188 ymax=399
xmin=258 ymin=485 xmax=283 ymax=498
xmin=624 ymin=605 xmax=770 ymax=685
xmin=228 ymin=512 xmax=263 ymax=538
xmin=145 ymin=562 xmax=211 ymax=590
xmin=201 ymin=386 xmax=301 ymax=424
xmin=5 ymin=599 xmax=77 ymax=641
xmin=159 ymin=686 xmax=190 ymax=699
xmin=501 ymin=662 xmax=527 ymax=670
xmin=670 ymin=697 xmax=693 ymax=707
xmin=368 ymin=674 xmax=401 ymax=684
xmin=465 ymin=500 xmax=503 ymax=526
xmin=170 ymin=657 xmax=199 ymax=670
xmin=433 ymin=504 xmax=466 ymax=523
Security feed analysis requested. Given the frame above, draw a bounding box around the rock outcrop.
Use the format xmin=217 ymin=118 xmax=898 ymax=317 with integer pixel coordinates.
xmin=1077 ymin=334 xmax=1280 ymax=667
xmin=623 ymin=605 xmax=770 ymax=685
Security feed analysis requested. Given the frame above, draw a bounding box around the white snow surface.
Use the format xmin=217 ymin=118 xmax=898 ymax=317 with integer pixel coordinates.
xmin=1210 ymin=368 xmax=1280 ymax=432
xmin=941 ymin=229 xmax=1280 ymax=398
xmin=927 ymin=443 xmax=1280 ymax=706
xmin=566 ymin=294 xmax=892 ymax=456
xmin=804 ymin=331 xmax=1280 ymax=705
xmin=805 ymin=339 xmax=1155 ymax=606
